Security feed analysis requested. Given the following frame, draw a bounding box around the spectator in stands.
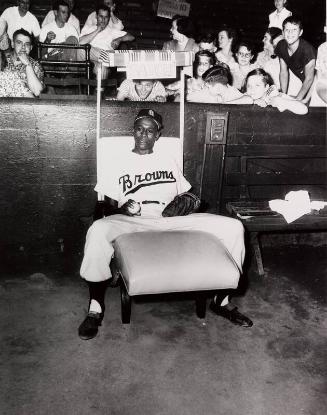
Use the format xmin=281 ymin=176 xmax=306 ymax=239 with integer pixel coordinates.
xmin=198 ymin=31 xmax=217 ymax=54
xmin=166 ymin=50 xmax=216 ymax=101
xmin=79 ymin=5 xmax=134 ymax=78
xmin=268 ymin=0 xmax=292 ymax=30
xmin=215 ymin=26 xmax=237 ymax=68
xmin=235 ymin=68 xmax=308 ymax=114
xmin=162 ymin=16 xmax=199 ymax=52
xmin=39 ymin=1 xmax=79 ymax=60
xmin=116 ymin=79 xmax=166 ymax=101
xmin=231 ymin=41 xmax=257 ymax=90
xmin=84 ymin=0 xmax=124 ymax=31
xmin=255 ymin=27 xmax=283 ymax=88
xmin=275 ymin=16 xmax=316 ymax=101
xmin=187 ymin=63 xmax=243 ymax=103
xmin=42 ymin=0 xmax=80 ymax=35
xmin=0 ymin=18 xmax=10 ymax=51
xmin=0 ymin=29 xmax=43 ymax=97
xmin=0 ymin=0 xmax=40 ymax=42
xmin=309 ymin=26 xmax=327 ymax=106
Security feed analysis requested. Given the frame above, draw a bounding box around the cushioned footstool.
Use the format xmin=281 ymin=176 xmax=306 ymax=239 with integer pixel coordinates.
xmin=113 ymin=230 xmax=240 ymax=324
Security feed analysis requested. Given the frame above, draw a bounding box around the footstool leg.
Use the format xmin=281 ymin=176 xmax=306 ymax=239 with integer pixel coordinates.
xmin=195 ymin=293 xmax=206 ymax=319
xmin=120 ymin=279 xmax=131 ymax=324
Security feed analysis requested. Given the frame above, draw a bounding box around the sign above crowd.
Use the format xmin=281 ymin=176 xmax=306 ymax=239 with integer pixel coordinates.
xmin=157 ymin=0 xmax=191 ymax=19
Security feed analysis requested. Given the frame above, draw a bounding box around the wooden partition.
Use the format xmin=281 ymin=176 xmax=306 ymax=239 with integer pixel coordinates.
xmin=0 ymin=98 xmax=325 ymax=265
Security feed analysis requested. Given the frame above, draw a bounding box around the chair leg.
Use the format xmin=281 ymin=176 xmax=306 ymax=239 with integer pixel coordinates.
xmin=195 ymin=293 xmax=206 ymax=319
xmin=120 ymin=279 xmax=131 ymax=324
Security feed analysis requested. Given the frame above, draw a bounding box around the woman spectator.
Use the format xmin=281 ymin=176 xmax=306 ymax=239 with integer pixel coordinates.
xmin=215 ymin=26 xmax=237 ymax=68
xmin=165 ymin=50 xmax=216 ymax=101
xmin=231 ymin=41 xmax=257 ymax=90
xmin=255 ymin=27 xmax=283 ymax=88
xmin=162 ymin=15 xmax=199 ymax=52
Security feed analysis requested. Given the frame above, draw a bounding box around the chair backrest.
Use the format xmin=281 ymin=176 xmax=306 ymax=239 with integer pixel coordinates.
xmin=96 ymin=136 xmax=182 ymax=200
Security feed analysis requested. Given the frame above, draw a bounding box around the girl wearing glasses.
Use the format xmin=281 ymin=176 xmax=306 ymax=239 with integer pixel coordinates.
xmin=231 ymin=41 xmax=257 ymax=90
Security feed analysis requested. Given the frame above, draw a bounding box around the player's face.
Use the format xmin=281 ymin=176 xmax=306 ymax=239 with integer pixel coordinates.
xmin=218 ymin=31 xmax=231 ymax=49
xmin=196 ymin=56 xmax=212 ymax=77
xmin=97 ymin=9 xmax=110 ymax=29
xmin=246 ymin=75 xmax=269 ymax=100
xmin=283 ymin=22 xmax=302 ymax=46
xmin=135 ymin=81 xmax=154 ymax=99
xmin=236 ymin=46 xmax=253 ymax=66
xmin=133 ymin=118 xmax=159 ymax=155
xmin=13 ymin=34 xmax=32 ymax=56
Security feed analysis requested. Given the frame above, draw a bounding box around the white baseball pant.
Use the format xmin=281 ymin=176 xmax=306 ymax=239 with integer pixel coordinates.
xmin=80 ymin=213 xmax=245 ymax=283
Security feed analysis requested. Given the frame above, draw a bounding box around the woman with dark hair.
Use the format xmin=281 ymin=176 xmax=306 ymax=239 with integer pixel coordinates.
xmin=162 ymin=15 xmax=199 ymax=52
xmin=215 ymin=26 xmax=237 ymax=68
xmin=237 ymin=68 xmax=308 ymax=114
xmin=166 ymin=49 xmax=216 ymax=101
xmin=230 ymin=40 xmax=257 ymax=90
xmin=255 ymin=27 xmax=283 ymax=87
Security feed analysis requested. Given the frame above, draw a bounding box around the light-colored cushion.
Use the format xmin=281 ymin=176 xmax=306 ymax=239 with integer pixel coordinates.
xmin=113 ymin=230 xmax=240 ymax=295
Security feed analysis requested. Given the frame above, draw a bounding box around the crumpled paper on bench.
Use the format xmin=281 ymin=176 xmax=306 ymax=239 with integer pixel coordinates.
xmin=268 ymin=190 xmax=327 ymax=223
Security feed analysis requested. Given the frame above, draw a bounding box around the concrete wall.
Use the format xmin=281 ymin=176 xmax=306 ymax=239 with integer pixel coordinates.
xmin=0 ymin=99 xmax=326 ymax=267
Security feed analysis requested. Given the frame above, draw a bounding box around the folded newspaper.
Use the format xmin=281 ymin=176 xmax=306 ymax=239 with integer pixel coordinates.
xmin=269 ymin=190 xmax=327 ymax=223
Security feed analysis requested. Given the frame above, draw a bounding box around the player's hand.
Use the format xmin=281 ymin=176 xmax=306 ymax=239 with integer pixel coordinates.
xmin=46 ymin=31 xmax=56 ymax=42
xmin=121 ymin=199 xmax=141 ymax=216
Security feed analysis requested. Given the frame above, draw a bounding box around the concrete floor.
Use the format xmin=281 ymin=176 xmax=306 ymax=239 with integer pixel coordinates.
xmin=0 ymin=245 xmax=326 ymax=415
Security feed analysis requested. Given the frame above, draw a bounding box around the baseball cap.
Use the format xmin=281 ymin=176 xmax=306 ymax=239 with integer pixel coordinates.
xmin=134 ymin=109 xmax=163 ymax=130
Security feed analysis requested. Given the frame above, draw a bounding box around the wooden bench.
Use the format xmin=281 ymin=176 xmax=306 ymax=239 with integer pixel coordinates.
xmin=226 ymin=201 xmax=327 ymax=276
xmin=224 ymin=139 xmax=327 ymax=276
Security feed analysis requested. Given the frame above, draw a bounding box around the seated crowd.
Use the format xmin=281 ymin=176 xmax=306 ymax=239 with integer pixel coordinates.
xmin=0 ymin=0 xmax=325 ymax=108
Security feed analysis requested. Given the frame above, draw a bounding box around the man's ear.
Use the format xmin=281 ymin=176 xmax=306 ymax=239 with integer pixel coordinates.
xmin=299 ymin=29 xmax=303 ymax=37
xmin=155 ymin=131 xmax=161 ymax=141
xmin=54 ymin=10 xmax=58 ymax=17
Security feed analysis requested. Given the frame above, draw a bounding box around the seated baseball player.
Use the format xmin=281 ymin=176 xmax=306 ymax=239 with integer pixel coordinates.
xmin=78 ymin=109 xmax=253 ymax=340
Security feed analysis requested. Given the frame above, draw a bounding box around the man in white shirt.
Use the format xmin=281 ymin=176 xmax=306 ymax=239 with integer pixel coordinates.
xmin=39 ymin=0 xmax=79 ymax=60
xmin=84 ymin=0 xmax=124 ymax=31
xmin=0 ymin=0 xmax=40 ymax=42
xmin=79 ymin=5 xmax=134 ymax=78
xmin=268 ymin=0 xmax=292 ymax=30
xmin=41 ymin=0 xmax=80 ymax=35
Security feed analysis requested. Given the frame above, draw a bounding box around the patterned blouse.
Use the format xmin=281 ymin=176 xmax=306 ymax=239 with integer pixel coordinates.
xmin=1 ymin=53 xmax=44 ymax=96
xmin=0 ymin=71 xmax=34 ymax=97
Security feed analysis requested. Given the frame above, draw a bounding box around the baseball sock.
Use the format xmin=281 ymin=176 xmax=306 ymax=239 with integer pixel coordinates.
xmin=214 ymin=289 xmax=231 ymax=306
xmin=87 ymin=281 xmax=108 ymax=314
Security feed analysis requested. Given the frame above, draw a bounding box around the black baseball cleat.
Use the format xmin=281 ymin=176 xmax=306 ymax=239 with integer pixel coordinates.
xmin=209 ymin=301 xmax=253 ymax=327
xmin=78 ymin=312 xmax=104 ymax=340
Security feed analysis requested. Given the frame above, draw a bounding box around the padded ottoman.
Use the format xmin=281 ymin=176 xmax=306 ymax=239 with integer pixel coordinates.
xmin=113 ymin=230 xmax=240 ymax=323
